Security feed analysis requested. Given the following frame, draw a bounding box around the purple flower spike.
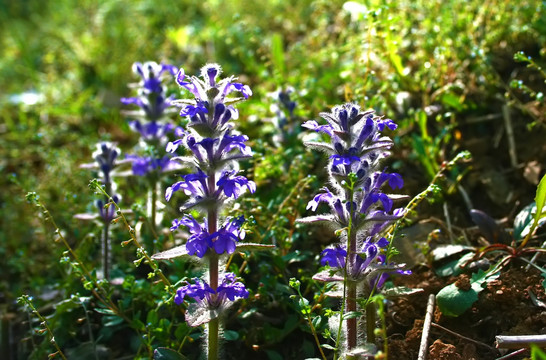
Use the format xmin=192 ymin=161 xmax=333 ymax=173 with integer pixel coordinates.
xmin=163 ymin=63 xmax=254 ymax=328
xmin=299 ymin=102 xmax=409 ymax=305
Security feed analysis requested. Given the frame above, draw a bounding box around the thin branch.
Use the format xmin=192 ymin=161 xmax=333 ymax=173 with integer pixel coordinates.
xmin=496 ymin=335 xmax=546 ymax=349
xmin=417 ymin=294 xmax=436 ymax=360
xmin=431 ymin=322 xmax=498 ymax=352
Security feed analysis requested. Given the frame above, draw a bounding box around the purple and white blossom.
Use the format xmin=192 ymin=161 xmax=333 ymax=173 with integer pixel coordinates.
xmin=121 ymin=61 xmax=179 ymax=177
xmin=300 ymin=103 xmax=406 ymax=237
xmin=164 ymin=63 xmax=254 ymax=326
xmin=304 ymin=103 xmax=408 ymax=290
xmin=174 ymin=273 xmax=249 ymax=308
xmin=92 ymin=142 xmax=120 ymax=185
xmin=299 ymin=102 xmax=409 ymax=354
xmin=121 ymin=61 xmax=178 ymax=122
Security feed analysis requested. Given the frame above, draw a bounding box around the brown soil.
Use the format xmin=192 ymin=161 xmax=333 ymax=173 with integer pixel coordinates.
xmin=386 ymin=265 xmax=546 ymax=359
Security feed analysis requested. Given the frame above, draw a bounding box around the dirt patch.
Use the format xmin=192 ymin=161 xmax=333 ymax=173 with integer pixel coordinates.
xmin=387 ymin=265 xmax=545 ymax=359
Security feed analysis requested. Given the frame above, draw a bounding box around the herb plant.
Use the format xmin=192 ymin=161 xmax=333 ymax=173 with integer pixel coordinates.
xmin=159 ymin=63 xmax=254 ymax=359
xmin=299 ymin=103 xmax=410 ymax=358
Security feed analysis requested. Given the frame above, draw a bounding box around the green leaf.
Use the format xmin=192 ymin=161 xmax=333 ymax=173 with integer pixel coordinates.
xmin=435 ymin=252 xmax=475 ymax=277
xmin=153 ymin=347 xmax=188 ymax=360
xmin=436 ymin=269 xmax=499 ymax=317
xmin=94 ymin=307 xmax=116 ymax=315
xmin=311 ymin=316 xmax=322 ymax=330
xmin=514 ymin=202 xmax=537 ymax=240
xmin=343 ymin=311 xmax=362 ymax=320
xmin=102 ymin=315 xmax=124 ymax=327
xmin=151 ymin=245 xmax=189 ymax=260
xmin=185 ymin=302 xmax=220 ymax=327
xmin=533 ymin=174 xmax=546 ymax=229
xmin=385 ymin=29 xmax=405 ymax=77
xmin=236 ymin=243 xmax=276 ymax=251
xmin=223 ymin=330 xmax=239 ymax=341
xmin=531 ymin=344 xmax=546 ymax=360
xmin=146 ymin=310 xmax=159 ymax=326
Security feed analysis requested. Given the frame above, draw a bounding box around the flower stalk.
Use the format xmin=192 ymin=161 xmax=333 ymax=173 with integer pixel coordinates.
xmin=163 ymin=63 xmax=254 ymax=359
xmin=299 ymin=103 xmax=410 ymax=358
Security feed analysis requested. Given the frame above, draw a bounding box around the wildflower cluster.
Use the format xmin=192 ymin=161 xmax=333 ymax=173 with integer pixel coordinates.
xmin=299 ymin=103 xmax=410 ymax=355
xmin=121 ymin=61 xmax=179 ymax=176
xmin=164 ymin=64 xmax=253 ymax=335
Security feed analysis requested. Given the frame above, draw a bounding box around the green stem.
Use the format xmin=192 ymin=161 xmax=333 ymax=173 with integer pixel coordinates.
xmin=92 ymin=183 xmax=171 ymax=287
xmin=149 ymin=180 xmax=159 ymax=252
xmin=102 ymin=221 xmax=110 ymax=280
xmin=207 ymin=172 xmax=219 ymax=360
xmin=346 ymin=189 xmax=357 ymax=357
xmin=19 ymin=295 xmax=67 ymax=360
xmin=103 ymin=180 xmax=112 ymax=280
xmin=366 ymin=302 xmax=376 ymax=345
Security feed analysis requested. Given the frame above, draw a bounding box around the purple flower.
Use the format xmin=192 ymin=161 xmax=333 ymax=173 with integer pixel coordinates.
xmin=320 ymin=238 xmax=393 ymax=281
xmin=174 ymin=278 xmax=214 ymax=305
xmin=96 ymin=194 xmax=121 ymax=222
xmin=121 ymin=61 xmax=177 ymax=122
xmin=92 ymin=142 xmax=120 ymax=183
xmin=217 ymin=272 xmax=249 ymax=302
xmin=165 ymin=170 xmax=209 ymax=202
xmin=223 ymin=81 xmax=252 ymax=99
xmin=202 ymin=63 xmax=221 ymax=87
xmin=128 ymin=120 xmax=174 ymax=142
xmin=174 ymin=273 xmax=249 ymax=306
xmin=132 ymin=61 xmax=177 ymax=93
xmin=217 ymin=171 xmax=256 ymax=199
xmin=179 ymin=101 xmax=209 ymax=118
xmin=321 ymin=246 xmax=347 ymax=268
xmin=302 ymin=120 xmax=334 ymax=136
xmin=306 ymin=188 xmax=335 ymax=212
xmin=209 ymin=216 xmax=246 ymax=255
xmin=170 ymin=215 xmax=211 ymax=258
xmin=126 ymin=154 xmax=172 ymax=176
xmin=330 ymin=154 xmax=361 ymax=166
xmin=299 ymin=102 xmax=409 ymax=295
xmin=217 ymin=131 xmax=252 ymax=157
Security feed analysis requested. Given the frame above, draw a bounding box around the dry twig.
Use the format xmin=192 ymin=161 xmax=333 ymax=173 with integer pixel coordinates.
xmin=417 ymin=294 xmax=436 ymax=360
xmin=496 ymin=334 xmax=546 ymax=349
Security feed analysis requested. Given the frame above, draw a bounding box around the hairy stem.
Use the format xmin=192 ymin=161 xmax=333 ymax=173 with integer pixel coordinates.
xmin=207 ymin=171 xmax=219 ymax=360
xmin=103 ymin=180 xmax=112 ymax=280
xmin=102 ymin=221 xmax=110 ymax=280
xmin=366 ymin=301 xmax=376 ymax=345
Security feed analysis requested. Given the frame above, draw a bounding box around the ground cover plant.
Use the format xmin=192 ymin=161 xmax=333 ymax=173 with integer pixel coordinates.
xmin=1 ymin=0 xmax=546 ymax=359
